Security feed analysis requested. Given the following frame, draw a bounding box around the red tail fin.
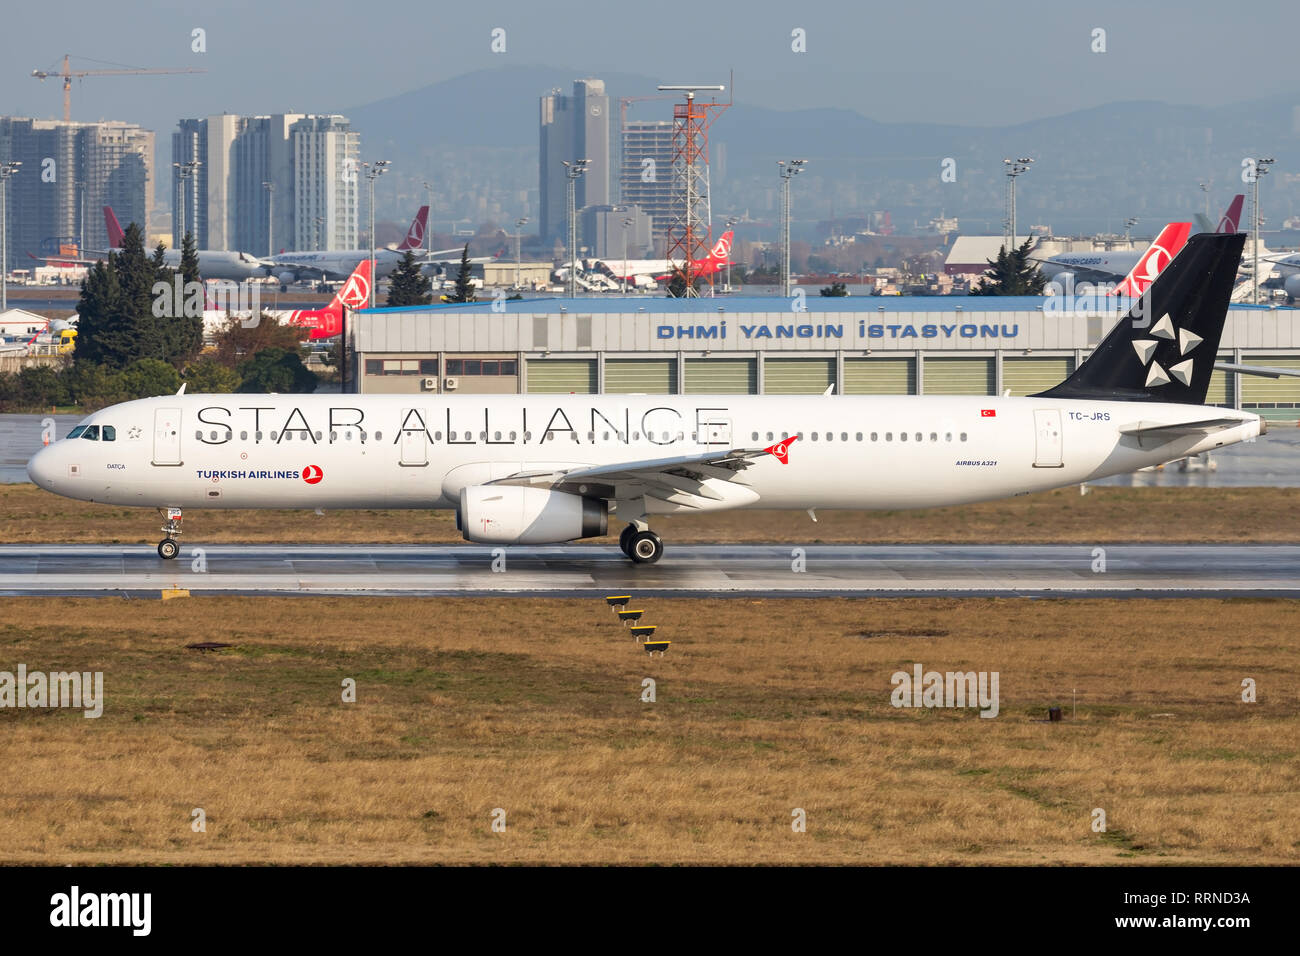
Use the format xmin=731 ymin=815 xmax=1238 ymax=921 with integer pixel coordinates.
xmin=102 ymin=206 xmax=124 ymax=248
xmin=708 ymin=229 xmax=734 ymax=262
xmin=286 ymin=260 xmax=373 ymax=340
xmin=1217 ymin=195 xmax=1244 ymax=234
xmin=397 ymin=206 xmax=429 ymax=251
xmin=1111 ymin=222 xmax=1191 ymax=298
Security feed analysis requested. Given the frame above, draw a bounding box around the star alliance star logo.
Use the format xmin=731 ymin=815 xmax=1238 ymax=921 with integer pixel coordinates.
xmin=127 ymin=426 xmax=142 ymax=440
xmin=1131 ymin=313 xmax=1201 ymax=387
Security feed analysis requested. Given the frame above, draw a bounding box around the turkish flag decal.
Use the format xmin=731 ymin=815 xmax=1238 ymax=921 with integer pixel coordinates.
xmin=980 ymin=409 xmax=997 ymax=417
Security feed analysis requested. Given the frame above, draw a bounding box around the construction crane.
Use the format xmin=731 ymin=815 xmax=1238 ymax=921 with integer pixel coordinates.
xmin=32 ymin=54 xmax=206 ymax=123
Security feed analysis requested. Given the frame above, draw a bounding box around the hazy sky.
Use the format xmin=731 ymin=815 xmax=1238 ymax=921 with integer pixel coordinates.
xmin=2 ymin=0 xmax=1296 ymax=135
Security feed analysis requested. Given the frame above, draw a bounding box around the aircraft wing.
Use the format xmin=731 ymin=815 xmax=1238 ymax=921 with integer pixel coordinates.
xmin=487 ymin=441 xmax=796 ymax=507
xmin=1215 ymin=362 xmax=1300 ymax=379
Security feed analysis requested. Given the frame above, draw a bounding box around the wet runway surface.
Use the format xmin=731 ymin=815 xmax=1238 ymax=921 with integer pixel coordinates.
xmin=2 ymin=543 xmax=1297 ymax=598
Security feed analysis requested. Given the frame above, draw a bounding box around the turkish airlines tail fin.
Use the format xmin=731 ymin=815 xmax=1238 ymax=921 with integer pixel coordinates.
xmin=1111 ymin=222 xmax=1191 ymax=298
xmin=103 ymin=206 xmax=125 ymax=248
xmin=289 ymin=259 xmax=372 ymax=339
xmin=396 ymin=206 xmax=429 ymax=251
xmin=1035 ymin=232 xmax=1245 ymax=405
xmin=1216 ymin=194 xmax=1244 ymax=234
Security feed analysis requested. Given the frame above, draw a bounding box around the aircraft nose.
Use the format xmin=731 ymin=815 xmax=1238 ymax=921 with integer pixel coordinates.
xmin=26 ymin=445 xmax=57 ymax=489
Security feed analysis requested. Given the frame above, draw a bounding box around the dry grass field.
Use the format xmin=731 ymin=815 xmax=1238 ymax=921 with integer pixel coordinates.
xmin=0 ymin=596 xmax=1296 ymax=865
xmin=4 ymin=483 xmax=1300 ymax=545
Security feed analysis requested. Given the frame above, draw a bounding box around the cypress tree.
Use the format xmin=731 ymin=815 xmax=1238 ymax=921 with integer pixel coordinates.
xmin=385 ymin=249 xmax=434 ymax=307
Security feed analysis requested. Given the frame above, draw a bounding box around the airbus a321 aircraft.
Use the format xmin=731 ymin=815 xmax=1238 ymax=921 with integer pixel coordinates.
xmin=28 ymin=233 xmax=1259 ymax=565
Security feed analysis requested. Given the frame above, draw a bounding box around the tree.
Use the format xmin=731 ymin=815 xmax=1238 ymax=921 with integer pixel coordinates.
xmin=209 ymin=314 xmax=309 ymax=368
xmin=969 ymin=237 xmax=1045 ymax=296
xmin=447 ymin=244 xmax=477 ymax=303
xmin=182 ymin=358 xmax=241 ymax=393
xmin=120 ymin=358 xmax=181 ymax=398
xmin=385 ymin=249 xmax=434 ymax=307
xmin=819 ymin=281 xmax=849 ymax=297
xmin=237 ymin=347 xmax=318 ymax=393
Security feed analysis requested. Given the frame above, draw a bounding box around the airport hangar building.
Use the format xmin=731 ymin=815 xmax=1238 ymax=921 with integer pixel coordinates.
xmin=349 ymin=296 xmax=1300 ymax=419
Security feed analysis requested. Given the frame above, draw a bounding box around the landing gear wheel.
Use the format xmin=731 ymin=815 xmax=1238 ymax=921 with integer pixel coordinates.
xmin=628 ymin=530 xmax=664 ymax=565
xmin=157 ymin=538 xmax=180 ymax=560
xmin=619 ymin=524 xmax=636 ymax=556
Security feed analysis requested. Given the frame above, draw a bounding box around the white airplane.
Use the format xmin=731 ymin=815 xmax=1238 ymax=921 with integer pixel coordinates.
xmin=27 ymin=233 xmax=1260 ymax=565
xmin=265 ymin=206 xmax=466 ymax=284
xmin=33 ymin=207 xmax=268 ymax=282
xmin=1037 ymin=222 xmax=1191 ymax=288
xmin=590 ymin=230 xmax=736 ymax=290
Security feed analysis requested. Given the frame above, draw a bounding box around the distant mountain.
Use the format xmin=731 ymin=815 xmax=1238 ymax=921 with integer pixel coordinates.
xmin=347 ymin=67 xmax=1300 ymax=236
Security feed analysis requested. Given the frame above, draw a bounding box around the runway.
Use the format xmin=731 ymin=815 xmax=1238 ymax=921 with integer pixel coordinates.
xmin=1 ymin=543 xmax=1297 ymax=598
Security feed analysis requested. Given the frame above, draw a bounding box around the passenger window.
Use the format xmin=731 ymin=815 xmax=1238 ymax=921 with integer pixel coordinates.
xmin=83 ymin=426 xmax=100 ymax=440
xmin=194 ymin=430 xmax=202 ymax=440
xmin=841 ymin=432 xmax=848 ymax=442
xmin=495 ymin=431 xmax=502 ymax=441
xmin=256 ymin=431 xmax=263 ymax=441
xmin=930 ymin=432 xmax=937 ymax=442
xmin=766 ymin=432 xmax=774 ymax=441
xmin=855 ymin=432 xmax=862 ymax=441
xmin=524 ymin=431 xmax=532 ymax=441
xmin=314 ymin=431 xmax=322 ymax=441
xmin=886 ymin=433 xmax=892 ymax=442
xmin=450 ymin=431 xmax=458 ymax=441
xmin=900 ymin=432 xmax=908 ymax=442
xmin=587 ymin=431 xmax=595 ymax=441
xmin=960 ymin=432 xmax=968 ymax=442
xmin=374 ymin=432 xmax=382 ymax=441
xmin=102 ymin=426 xmax=116 ymax=441
xmin=752 ymin=432 xmax=759 ymax=441
xmin=510 ymin=431 xmax=517 ymax=440
xmin=359 ymin=431 xmax=367 ymax=441
xmin=210 ymin=430 xmax=218 ymax=441
xmin=604 ymin=431 xmax=610 ymax=441
xmin=480 ymin=432 xmax=487 ymax=441
xmin=871 ymin=432 xmax=878 ymax=441
xmin=435 ymin=431 xmax=442 ymax=440
xmin=240 ymin=431 xmax=248 ymax=440
xmin=915 ymin=433 xmax=922 ymax=442
xmin=330 ymin=431 xmax=337 ymax=441
xmin=271 ymin=431 xmax=279 ymax=441
xmin=945 ymin=433 xmax=953 ymax=442
xmin=284 ymin=431 xmax=292 ymax=441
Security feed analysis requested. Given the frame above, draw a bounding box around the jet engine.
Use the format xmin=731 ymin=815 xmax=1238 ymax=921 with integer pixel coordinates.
xmin=276 ymin=271 xmax=298 ymax=287
xmin=459 ymin=485 xmax=607 ymax=544
xmin=1284 ymin=274 xmax=1300 ymax=302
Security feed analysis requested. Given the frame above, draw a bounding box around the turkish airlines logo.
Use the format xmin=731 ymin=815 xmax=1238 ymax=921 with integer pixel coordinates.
xmin=406 ymin=218 xmax=424 ymax=247
xmin=338 ymin=272 xmax=370 ymax=309
xmin=302 ymin=465 xmax=324 ymax=484
xmin=765 ymin=435 xmax=799 ymax=464
xmin=1139 ymin=243 xmax=1174 ymax=281
xmin=1217 ymin=212 xmax=1238 ymax=233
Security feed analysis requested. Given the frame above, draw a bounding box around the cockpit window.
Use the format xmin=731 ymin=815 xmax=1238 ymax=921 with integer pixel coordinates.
xmin=81 ymin=425 xmax=100 ymax=441
xmin=67 ymin=425 xmax=87 ymax=439
xmin=102 ymin=425 xmax=116 ymax=441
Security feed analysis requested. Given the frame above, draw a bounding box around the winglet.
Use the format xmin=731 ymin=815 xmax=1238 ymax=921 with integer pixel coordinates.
xmin=176 ymin=382 xmax=187 ymax=396
xmin=765 ymin=435 xmax=799 ymax=464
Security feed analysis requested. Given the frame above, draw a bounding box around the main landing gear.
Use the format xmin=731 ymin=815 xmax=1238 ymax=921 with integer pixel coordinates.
xmin=157 ymin=507 xmax=183 ymax=560
xmin=619 ymin=522 xmax=664 ymax=565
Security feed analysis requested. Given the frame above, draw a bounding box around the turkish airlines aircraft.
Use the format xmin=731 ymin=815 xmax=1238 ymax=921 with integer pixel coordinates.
xmin=204 ymin=260 xmax=371 ymax=340
xmin=265 ymin=207 xmax=435 ymax=283
xmin=27 ymin=234 xmax=1259 ymax=565
xmin=1038 ymin=222 xmax=1191 ymax=288
xmin=593 ymin=230 xmax=735 ymax=289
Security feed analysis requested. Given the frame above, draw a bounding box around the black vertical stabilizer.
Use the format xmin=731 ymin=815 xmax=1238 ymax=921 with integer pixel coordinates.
xmin=1033 ymin=232 xmax=1245 ymax=405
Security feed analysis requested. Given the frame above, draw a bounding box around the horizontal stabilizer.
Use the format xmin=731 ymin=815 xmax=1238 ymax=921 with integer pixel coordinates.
xmin=1214 ymin=362 xmax=1300 ymax=380
xmin=1118 ymin=417 xmax=1243 ymax=447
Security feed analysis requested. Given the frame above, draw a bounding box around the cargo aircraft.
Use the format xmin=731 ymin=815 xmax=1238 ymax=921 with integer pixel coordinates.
xmin=27 ymin=233 xmax=1260 ymax=565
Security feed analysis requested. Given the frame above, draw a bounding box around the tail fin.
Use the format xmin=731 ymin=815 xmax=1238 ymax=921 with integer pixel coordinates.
xmin=708 ymin=229 xmax=734 ymax=262
xmin=287 ymin=260 xmax=372 ymax=340
xmin=1111 ymin=222 xmax=1190 ymax=297
xmin=397 ymin=206 xmax=428 ymax=251
xmin=1035 ymin=232 xmax=1245 ymax=405
xmin=102 ymin=206 xmax=124 ymax=248
xmin=1216 ymin=194 xmax=1244 ymax=234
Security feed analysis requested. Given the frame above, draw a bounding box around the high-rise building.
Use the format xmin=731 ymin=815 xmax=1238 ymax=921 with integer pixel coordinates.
xmin=620 ymin=120 xmax=674 ymax=250
xmin=171 ymin=113 xmax=357 ymax=254
xmin=290 ymin=115 xmax=359 ymax=251
xmin=539 ymin=79 xmax=611 ymax=246
xmin=0 ymin=117 xmax=153 ymax=270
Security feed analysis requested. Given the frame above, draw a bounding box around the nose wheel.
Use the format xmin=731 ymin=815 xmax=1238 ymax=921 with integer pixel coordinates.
xmin=621 ymin=526 xmax=664 ymax=565
xmin=157 ymin=507 xmax=183 ymax=560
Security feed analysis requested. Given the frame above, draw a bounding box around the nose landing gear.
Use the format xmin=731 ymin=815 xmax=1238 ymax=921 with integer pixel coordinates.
xmin=157 ymin=507 xmax=183 ymax=560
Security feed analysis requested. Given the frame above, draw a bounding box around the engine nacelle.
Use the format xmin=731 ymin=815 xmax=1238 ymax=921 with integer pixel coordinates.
xmin=276 ymin=270 xmax=298 ymax=287
xmin=459 ymin=485 xmax=607 ymax=544
xmin=1284 ymin=274 xmax=1300 ymax=301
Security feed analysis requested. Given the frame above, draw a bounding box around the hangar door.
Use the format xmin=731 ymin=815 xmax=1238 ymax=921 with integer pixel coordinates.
xmin=684 ymin=358 xmax=757 ymax=394
xmin=1203 ymin=368 xmax=1234 ymax=407
xmin=525 ymin=359 xmax=597 ymax=394
xmin=1241 ymin=357 xmax=1300 ymax=408
xmin=605 ymin=358 xmax=677 ymax=393
xmin=842 ymin=357 xmax=916 ymax=395
xmin=763 ymin=357 xmax=835 ymax=394
xmin=922 ymin=357 xmax=995 ymax=396
xmin=1001 ymin=357 xmax=1074 ymax=397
